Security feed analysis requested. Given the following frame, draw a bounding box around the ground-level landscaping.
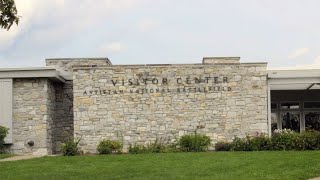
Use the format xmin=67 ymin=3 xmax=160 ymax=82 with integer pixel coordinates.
xmin=0 ymin=154 xmax=12 ymax=159
xmin=1 ymin=151 xmax=320 ymax=179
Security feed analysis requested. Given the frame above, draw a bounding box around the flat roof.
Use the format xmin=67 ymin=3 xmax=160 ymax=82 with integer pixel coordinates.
xmin=0 ymin=67 xmax=70 ymax=82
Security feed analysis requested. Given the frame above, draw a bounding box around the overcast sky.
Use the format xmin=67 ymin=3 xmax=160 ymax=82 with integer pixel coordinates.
xmin=1 ymin=0 xmax=320 ymax=69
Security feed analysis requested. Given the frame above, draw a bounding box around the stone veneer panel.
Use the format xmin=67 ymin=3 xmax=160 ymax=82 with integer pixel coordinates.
xmin=73 ymin=64 xmax=268 ymax=153
xmin=46 ymin=58 xmax=111 ymax=72
xmin=51 ymin=81 xmax=74 ymax=153
xmin=12 ymin=78 xmax=55 ymax=155
xmin=46 ymin=58 xmax=111 ymax=153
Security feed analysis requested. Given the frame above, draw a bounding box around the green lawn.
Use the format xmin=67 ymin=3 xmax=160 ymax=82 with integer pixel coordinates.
xmin=1 ymin=151 xmax=320 ymax=179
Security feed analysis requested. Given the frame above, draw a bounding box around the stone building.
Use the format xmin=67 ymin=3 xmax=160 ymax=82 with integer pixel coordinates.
xmin=0 ymin=57 xmax=319 ymax=155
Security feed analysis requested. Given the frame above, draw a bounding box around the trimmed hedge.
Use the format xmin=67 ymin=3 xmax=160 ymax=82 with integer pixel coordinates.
xmin=215 ymin=129 xmax=320 ymax=151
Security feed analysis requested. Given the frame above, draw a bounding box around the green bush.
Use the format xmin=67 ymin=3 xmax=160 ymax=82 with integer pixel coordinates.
xmin=129 ymin=140 xmax=180 ymax=154
xmin=230 ymin=137 xmax=250 ymax=151
xmin=61 ymin=138 xmax=81 ymax=156
xmin=0 ymin=126 xmax=9 ymax=153
xmin=97 ymin=139 xmax=122 ymax=154
xmin=129 ymin=144 xmax=148 ymax=154
xmin=270 ymin=129 xmax=298 ymax=150
xmin=229 ymin=133 xmax=270 ymax=151
xmin=249 ymin=134 xmax=271 ymax=151
xmin=215 ymin=141 xmax=231 ymax=151
xmin=292 ymin=131 xmax=320 ymax=150
xmin=224 ymin=130 xmax=320 ymax=151
xmin=178 ymin=134 xmax=211 ymax=152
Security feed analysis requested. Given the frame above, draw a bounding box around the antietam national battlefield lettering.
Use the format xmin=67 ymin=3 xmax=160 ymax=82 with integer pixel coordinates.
xmin=83 ymin=76 xmax=232 ymax=95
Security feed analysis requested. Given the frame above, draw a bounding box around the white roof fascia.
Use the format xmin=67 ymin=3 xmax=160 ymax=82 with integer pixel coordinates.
xmin=267 ymin=69 xmax=320 ymax=90
xmin=268 ymin=78 xmax=320 ymax=85
xmin=0 ymin=67 xmax=66 ymax=83
xmin=268 ymin=69 xmax=320 ymax=79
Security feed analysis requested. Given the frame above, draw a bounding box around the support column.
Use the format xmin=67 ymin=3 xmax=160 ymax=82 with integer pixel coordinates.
xmin=267 ymin=82 xmax=272 ymax=137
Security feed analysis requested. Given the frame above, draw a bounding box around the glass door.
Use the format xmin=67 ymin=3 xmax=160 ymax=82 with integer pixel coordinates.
xmin=280 ymin=102 xmax=301 ymax=132
xmin=281 ymin=112 xmax=300 ymax=132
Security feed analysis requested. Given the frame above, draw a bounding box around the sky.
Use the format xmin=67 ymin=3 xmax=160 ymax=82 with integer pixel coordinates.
xmin=0 ymin=0 xmax=320 ymax=69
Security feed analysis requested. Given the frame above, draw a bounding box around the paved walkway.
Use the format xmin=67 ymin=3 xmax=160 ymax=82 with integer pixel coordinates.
xmin=0 ymin=155 xmax=44 ymax=162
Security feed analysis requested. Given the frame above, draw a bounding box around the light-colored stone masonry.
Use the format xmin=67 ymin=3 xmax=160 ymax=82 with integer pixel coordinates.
xmin=12 ymin=78 xmax=55 ymax=155
xmin=73 ymin=63 xmax=268 ymax=153
xmin=46 ymin=58 xmax=111 ymax=153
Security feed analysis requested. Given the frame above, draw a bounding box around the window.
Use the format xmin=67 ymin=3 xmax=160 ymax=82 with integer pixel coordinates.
xmin=271 ymin=112 xmax=278 ymax=132
xmin=304 ymin=102 xmax=320 ymax=109
xmin=305 ymin=112 xmax=320 ymax=131
xmin=271 ymin=103 xmax=277 ymax=110
xmin=281 ymin=112 xmax=300 ymax=132
xmin=281 ymin=102 xmax=299 ymax=110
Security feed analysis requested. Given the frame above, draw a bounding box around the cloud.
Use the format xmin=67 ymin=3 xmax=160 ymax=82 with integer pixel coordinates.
xmin=98 ymin=42 xmax=124 ymax=54
xmin=294 ymin=56 xmax=320 ymax=69
xmin=0 ymin=0 xmax=142 ymax=51
xmin=0 ymin=0 xmax=39 ymax=50
xmin=104 ymin=0 xmax=137 ymax=9
xmin=288 ymin=48 xmax=310 ymax=59
xmin=137 ymin=19 xmax=158 ymax=32
xmin=270 ymin=56 xmax=320 ymax=70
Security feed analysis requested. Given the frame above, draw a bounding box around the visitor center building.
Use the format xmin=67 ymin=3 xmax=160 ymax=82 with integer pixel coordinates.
xmin=0 ymin=57 xmax=319 ymax=155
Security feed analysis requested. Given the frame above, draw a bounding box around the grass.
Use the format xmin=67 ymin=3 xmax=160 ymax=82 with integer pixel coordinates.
xmin=1 ymin=151 xmax=320 ymax=179
xmin=0 ymin=154 xmax=13 ymax=159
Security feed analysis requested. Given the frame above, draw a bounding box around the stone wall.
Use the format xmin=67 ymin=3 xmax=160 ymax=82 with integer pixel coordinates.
xmin=46 ymin=58 xmax=111 ymax=72
xmin=73 ymin=63 xmax=268 ymax=153
xmin=46 ymin=58 xmax=111 ymax=153
xmin=51 ymin=81 xmax=74 ymax=153
xmin=46 ymin=80 xmax=55 ymax=154
xmin=11 ymin=78 xmax=54 ymax=155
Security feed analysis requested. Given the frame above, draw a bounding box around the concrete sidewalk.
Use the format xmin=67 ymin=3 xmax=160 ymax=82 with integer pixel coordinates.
xmin=0 ymin=155 xmax=44 ymax=162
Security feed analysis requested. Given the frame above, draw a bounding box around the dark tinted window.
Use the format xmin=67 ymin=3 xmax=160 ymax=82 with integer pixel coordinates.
xmin=281 ymin=102 xmax=299 ymax=109
xmin=281 ymin=112 xmax=300 ymax=132
xmin=305 ymin=112 xmax=320 ymax=131
xmin=304 ymin=102 xmax=320 ymax=109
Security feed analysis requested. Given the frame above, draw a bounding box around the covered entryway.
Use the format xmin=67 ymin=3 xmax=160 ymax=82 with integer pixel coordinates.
xmin=268 ymin=69 xmax=320 ymax=134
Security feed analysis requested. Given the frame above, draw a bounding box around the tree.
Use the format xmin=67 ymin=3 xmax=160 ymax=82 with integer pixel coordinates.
xmin=0 ymin=0 xmax=19 ymax=30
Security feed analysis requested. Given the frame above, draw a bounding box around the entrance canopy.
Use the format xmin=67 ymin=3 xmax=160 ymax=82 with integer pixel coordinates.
xmin=267 ymin=69 xmax=320 ymax=135
xmin=268 ymin=69 xmax=320 ymax=90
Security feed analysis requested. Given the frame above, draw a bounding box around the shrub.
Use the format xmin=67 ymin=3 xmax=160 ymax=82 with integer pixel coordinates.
xmin=294 ymin=131 xmax=320 ymax=150
xmin=178 ymin=134 xmax=211 ymax=152
xmin=129 ymin=140 xmax=180 ymax=154
xmin=230 ymin=136 xmax=250 ymax=151
xmin=215 ymin=141 xmax=231 ymax=151
xmin=0 ymin=126 xmax=9 ymax=153
xmin=227 ymin=130 xmax=320 ymax=151
xmin=270 ymin=129 xmax=298 ymax=150
xmin=129 ymin=144 xmax=148 ymax=154
xmin=61 ymin=138 xmax=81 ymax=156
xmin=97 ymin=139 xmax=122 ymax=154
xmin=249 ymin=133 xmax=271 ymax=151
